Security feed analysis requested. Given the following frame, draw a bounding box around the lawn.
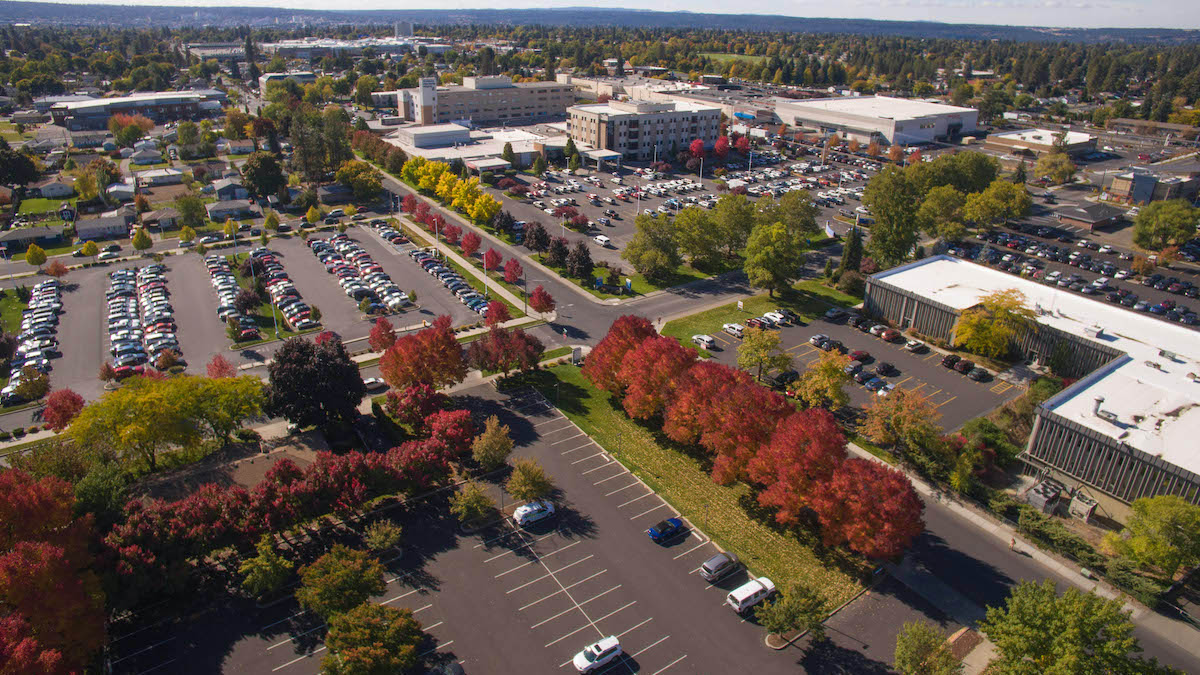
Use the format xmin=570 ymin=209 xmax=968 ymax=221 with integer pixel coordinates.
xmin=224 ymin=252 xmax=310 ymax=344
xmin=0 ymin=291 xmax=29 ymax=337
xmin=661 ymin=280 xmax=862 ymax=342
xmin=18 ymin=198 xmax=75 ymax=215
xmin=0 ymin=121 xmax=36 ymax=142
xmin=439 ymin=256 xmax=526 ymax=321
xmin=521 ymin=365 xmax=869 ymax=609
xmin=700 ymin=52 xmax=769 ymax=65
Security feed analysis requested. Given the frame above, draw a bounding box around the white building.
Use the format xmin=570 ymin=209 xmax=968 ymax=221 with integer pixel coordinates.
xmin=385 ymin=124 xmax=576 ymax=169
xmin=384 ymin=75 xmax=573 ymax=127
xmin=258 ymin=71 xmax=317 ymax=91
xmin=776 ymin=96 xmax=978 ymax=146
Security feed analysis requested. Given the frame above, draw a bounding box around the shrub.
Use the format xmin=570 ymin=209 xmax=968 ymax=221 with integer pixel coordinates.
xmin=363 ymin=520 xmax=403 ymax=552
xmin=13 ymin=428 xmax=26 ymax=438
xmin=0 ymin=432 xmax=10 ymax=440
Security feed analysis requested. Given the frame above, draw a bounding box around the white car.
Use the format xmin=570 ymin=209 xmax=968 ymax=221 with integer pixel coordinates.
xmin=573 ymin=636 xmax=621 ymax=673
xmin=97 ymin=251 xmax=120 ymax=261
xmin=362 ymin=377 xmax=387 ymax=391
xmin=513 ymin=500 xmax=556 ymax=527
xmin=1114 ymin=269 xmax=1131 ymax=280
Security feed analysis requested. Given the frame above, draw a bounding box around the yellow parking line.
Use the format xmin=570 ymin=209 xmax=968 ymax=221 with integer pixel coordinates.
xmin=935 ymin=395 xmax=958 ymax=408
xmin=925 ymin=388 xmax=943 ymax=399
xmin=924 ymin=353 xmax=941 ymax=362
xmin=991 ymin=382 xmax=1014 ymax=394
xmin=806 ymin=355 xmax=823 ymax=367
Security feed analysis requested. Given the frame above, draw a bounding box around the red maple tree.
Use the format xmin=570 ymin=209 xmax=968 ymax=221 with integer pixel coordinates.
xmin=442 ymin=224 xmax=462 ymax=245
xmin=379 ymin=315 xmax=466 ymax=390
xmin=41 ymin=389 xmax=85 ymax=432
xmin=461 ymin=231 xmax=481 ymax=258
xmin=529 ymin=285 xmax=555 ymax=314
xmin=617 ymin=335 xmax=696 ymax=420
xmin=809 ymin=458 xmax=925 ymax=559
xmin=735 ymin=135 xmax=750 ymax=154
xmin=401 ymin=194 xmax=418 ymax=213
xmin=748 ymin=409 xmax=848 ymax=526
xmin=689 ymin=138 xmax=705 ymax=159
xmin=581 ymin=315 xmax=657 ymax=394
xmin=503 ymin=257 xmax=524 ymax=284
xmin=713 ymin=135 xmax=730 ymax=159
xmin=483 ymin=248 xmax=502 ymax=272
xmin=426 ymin=409 xmax=476 ymax=457
xmin=367 ymin=317 xmax=398 ymax=352
xmin=484 ymin=300 xmax=510 ymax=327
xmin=384 ymin=383 xmax=448 ymax=432
xmin=206 ymin=354 xmax=236 ymax=378
xmin=466 ymin=326 xmax=544 ymax=377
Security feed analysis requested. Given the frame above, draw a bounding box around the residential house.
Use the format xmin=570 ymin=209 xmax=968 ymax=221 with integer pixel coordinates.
xmin=317 ymin=184 xmax=354 ymax=205
xmin=220 ymin=139 xmax=255 ymax=155
xmin=106 ymin=181 xmax=136 ymax=202
xmin=134 ymin=139 xmax=157 ymax=153
xmin=70 ymin=131 xmax=109 ymax=149
xmin=212 ymin=178 xmax=249 ymax=201
xmin=1055 ymin=203 xmax=1125 ymax=233
xmin=206 ymin=200 xmax=259 ymax=221
xmin=73 ymin=215 xmax=128 ymax=240
xmin=0 ymin=225 xmax=65 ymax=253
xmin=142 ymin=207 xmax=179 ymax=230
xmin=137 ymin=168 xmax=184 ymax=186
xmin=32 ymin=176 xmax=75 ymax=199
xmin=130 ymin=148 xmax=163 ymax=165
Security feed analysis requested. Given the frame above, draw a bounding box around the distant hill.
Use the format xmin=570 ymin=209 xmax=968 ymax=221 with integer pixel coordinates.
xmin=2 ymin=2 xmax=1198 ymax=44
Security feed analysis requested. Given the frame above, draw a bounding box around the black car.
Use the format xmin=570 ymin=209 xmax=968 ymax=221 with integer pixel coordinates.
xmin=941 ymin=354 xmax=961 ymax=369
xmin=875 ymin=362 xmax=895 ymax=377
xmin=853 ymin=370 xmax=875 ymax=384
xmin=954 ymin=359 xmax=976 ymax=374
xmin=968 ymin=367 xmax=990 ymax=382
xmin=103 ymin=244 xmax=121 ymax=253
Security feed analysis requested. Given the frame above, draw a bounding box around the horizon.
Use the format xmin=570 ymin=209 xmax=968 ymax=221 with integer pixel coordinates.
xmin=5 ymin=0 xmax=1200 ymax=30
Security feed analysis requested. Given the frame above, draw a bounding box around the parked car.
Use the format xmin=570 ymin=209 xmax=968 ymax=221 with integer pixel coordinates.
xmin=726 ymin=577 xmax=775 ymax=614
xmin=513 ymin=500 xmax=556 ymax=527
xmin=699 ymin=552 xmax=741 ymax=583
xmin=645 ymin=517 xmax=684 ymax=543
xmin=903 ymin=340 xmax=926 ymax=353
xmin=954 ymin=359 xmax=976 ymax=374
xmin=941 ymin=354 xmax=961 ymax=369
xmin=573 ymin=636 xmax=622 ymax=673
xmin=691 ymin=334 xmax=715 ymax=350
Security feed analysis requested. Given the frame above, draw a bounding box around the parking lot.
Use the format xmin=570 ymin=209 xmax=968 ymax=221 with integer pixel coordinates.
xmin=106 ymin=383 xmax=809 ymax=674
xmin=701 ymin=312 xmax=1023 ymax=431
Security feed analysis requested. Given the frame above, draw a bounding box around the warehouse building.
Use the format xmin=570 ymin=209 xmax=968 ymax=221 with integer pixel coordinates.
xmin=384 ymin=76 xmax=574 ymax=127
xmin=984 ymin=128 xmax=1096 ymax=157
xmin=258 ymin=72 xmax=317 ymax=91
xmin=775 ymin=96 xmax=977 ymax=146
xmin=567 ymin=99 xmax=721 ymax=162
xmin=49 ymin=91 xmax=225 ymax=131
xmin=865 ymin=255 xmax=1200 ymax=521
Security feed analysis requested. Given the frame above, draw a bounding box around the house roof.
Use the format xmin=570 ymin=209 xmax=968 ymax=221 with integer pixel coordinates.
xmin=143 ymin=207 xmax=179 ymax=222
xmin=1055 ymin=203 xmax=1123 ymax=223
xmin=206 ymin=199 xmax=256 ymax=213
xmin=0 ymin=225 xmax=64 ymax=243
xmin=74 ymin=216 xmax=127 ymax=231
xmin=212 ymin=177 xmax=244 ymax=192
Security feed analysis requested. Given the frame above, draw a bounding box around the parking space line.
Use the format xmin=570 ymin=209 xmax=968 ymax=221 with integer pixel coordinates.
xmin=632 ymin=635 xmax=671 ymax=657
xmin=518 ymin=570 xmax=608 ymax=610
xmin=271 ymin=646 xmax=325 ymax=672
xmin=894 ymin=376 xmax=913 ymax=387
xmin=516 ymin=401 xmax=551 ymax=413
xmin=570 ymin=451 xmax=606 ymax=465
xmin=935 ymin=395 xmax=958 ymax=408
xmin=417 ymin=640 xmax=453 ymax=658
xmin=561 ymin=441 xmax=597 ymax=456
xmin=133 ymin=658 xmax=176 ymax=675
xmin=531 ymin=585 xmax=622 ymax=629
xmin=650 ymin=655 xmax=689 ymax=674
xmin=534 ymin=417 xmax=569 ymax=428
xmin=617 ymin=491 xmax=655 ymax=508
xmin=628 ymin=502 xmax=670 ymax=520
xmin=495 ymin=541 xmax=582 ymax=578
xmin=671 ymin=540 xmax=711 ymax=560
xmin=413 ymin=603 xmax=434 ymax=614
xmin=581 ymin=460 xmax=617 ymax=475
xmin=381 ymin=588 xmax=420 ymax=604
xmin=593 ymin=470 xmax=631 ymax=486
xmin=506 ymin=556 xmax=595 ymax=594
xmin=924 ymin=388 xmax=942 ymax=398
xmin=604 ymin=481 xmax=642 ymax=497
xmin=905 ymin=382 xmax=926 ymax=392
xmin=552 ymin=433 xmax=587 ymax=446
xmin=615 ymin=617 xmax=654 ymax=638
xmin=110 ymin=638 xmax=175 ymax=665
xmin=267 ymin=624 xmax=324 ymax=650
xmin=424 ymin=621 xmax=444 ymax=631
xmin=991 ymin=382 xmax=1013 ymax=394
xmin=543 ymin=601 xmax=637 ymax=648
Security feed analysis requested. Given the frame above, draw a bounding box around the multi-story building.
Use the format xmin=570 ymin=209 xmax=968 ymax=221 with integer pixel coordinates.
xmin=49 ymin=91 xmax=225 ymax=131
xmin=776 ymin=95 xmax=977 ymax=145
xmin=864 ymin=255 xmax=1200 ymax=522
xmin=385 ymin=76 xmax=573 ymax=127
xmin=566 ymin=100 xmax=721 ymax=162
xmin=258 ymin=71 xmax=317 ymax=91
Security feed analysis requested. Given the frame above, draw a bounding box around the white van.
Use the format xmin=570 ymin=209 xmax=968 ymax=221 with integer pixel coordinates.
xmin=726 ymin=577 xmax=775 ymax=614
xmin=593 ymin=235 xmax=612 ymax=248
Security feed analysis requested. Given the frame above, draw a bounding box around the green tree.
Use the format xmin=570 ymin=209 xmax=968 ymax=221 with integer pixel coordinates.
xmin=893 ymin=621 xmax=961 ymax=675
xmin=363 ymin=521 xmax=403 ymax=553
xmin=744 ymin=220 xmax=805 ymax=296
xmin=790 ymin=350 xmax=851 ymax=410
xmin=955 ymin=288 xmax=1035 ymax=358
xmin=622 ymin=214 xmax=682 ymax=282
xmin=176 ymin=121 xmax=199 ymax=146
xmin=306 ymin=206 xmax=322 ymax=225
xmin=839 ymin=227 xmax=864 ymax=274
xmin=79 ymin=240 xmax=99 ymax=263
xmin=296 ymin=545 xmax=386 ymax=621
xmin=755 ymin=190 xmax=820 ymax=241
xmin=131 ymin=228 xmax=153 ymax=252
xmin=964 ymin=180 xmax=1032 ymax=229
xmin=736 ymin=326 xmax=794 ymax=382
xmin=240 ymin=534 xmax=294 ymax=597
xmin=918 ymin=185 xmax=968 ymax=241
xmin=175 ymin=194 xmax=207 ymax=229
xmin=532 ymin=156 xmax=548 ymax=175
xmin=673 ymin=206 xmax=722 ymax=268
xmin=1035 ymin=151 xmax=1077 ymax=185
xmin=264 ymin=211 xmax=280 ymax=232
xmin=568 ymin=153 xmax=582 ymax=171
xmin=25 ymin=243 xmax=47 ymax=270
xmin=755 ymin=582 xmax=826 ymax=642
xmin=449 ymin=480 xmax=495 ymax=524
xmin=1103 ymin=496 xmax=1200 ymax=577
xmin=472 ymin=415 xmax=514 ymax=471
xmin=712 ymin=194 xmax=756 ymax=256
xmin=506 ymin=458 xmax=554 ymax=502
xmin=1013 ymin=160 xmax=1028 ymax=185
xmin=242 ymin=151 xmax=286 ymax=199
xmin=980 ymin=580 xmax=1175 ymax=674
xmin=1132 ymin=200 xmax=1199 ymax=251
xmin=321 ymin=603 xmax=423 ymax=675
xmin=501 ymin=142 xmax=516 ymax=166
xmin=863 ymin=166 xmax=922 ymax=265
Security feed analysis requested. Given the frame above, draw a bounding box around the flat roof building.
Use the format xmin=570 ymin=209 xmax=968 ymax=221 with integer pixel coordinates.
xmin=387 ymin=75 xmax=573 ymax=127
xmin=984 ymin=128 xmax=1096 ymax=157
xmin=258 ymin=72 xmax=317 ymax=91
xmin=865 ymin=255 xmax=1200 ymax=521
xmin=49 ymin=91 xmax=224 ymax=131
xmin=776 ymin=95 xmax=977 ymax=146
xmin=385 ymin=124 xmax=578 ymax=170
xmin=567 ymin=99 xmax=721 ymax=163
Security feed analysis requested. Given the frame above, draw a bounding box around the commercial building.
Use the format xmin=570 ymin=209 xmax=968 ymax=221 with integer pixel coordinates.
xmin=1106 ymin=118 xmax=1200 ymax=142
xmin=49 ymin=91 xmax=224 ymax=131
xmin=984 ymin=128 xmax=1096 ymax=157
xmin=258 ymin=72 xmax=317 ymax=91
xmin=775 ymin=95 xmax=977 ymax=146
xmin=259 ymin=37 xmax=448 ymax=60
xmin=1054 ymin=203 xmax=1125 ymax=233
xmin=1105 ymin=156 xmax=1200 ymax=205
xmin=864 ymin=255 xmax=1200 ymax=521
xmin=566 ymin=100 xmax=721 ymax=162
xmin=385 ymin=124 xmax=581 ymax=169
xmin=386 ymin=76 xmax=573 ymax=127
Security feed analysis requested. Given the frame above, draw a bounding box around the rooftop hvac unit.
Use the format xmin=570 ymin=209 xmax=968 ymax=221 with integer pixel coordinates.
xmin=1026 ymin=478 xmax=1066 ymax=515
xmin=1069 ymin=491 xmax=1099 ymax=524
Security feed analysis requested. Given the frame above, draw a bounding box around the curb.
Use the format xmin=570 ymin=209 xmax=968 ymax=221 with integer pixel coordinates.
xmin=763 ymin=566 xmax=886 ymax=650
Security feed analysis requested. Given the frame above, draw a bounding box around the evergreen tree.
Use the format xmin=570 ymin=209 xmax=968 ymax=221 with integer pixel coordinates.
xmin=839 ymin=227 xmax=864 ymax=274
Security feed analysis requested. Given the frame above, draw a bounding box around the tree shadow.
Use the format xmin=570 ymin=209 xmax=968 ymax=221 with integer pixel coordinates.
xmin=911 ymin=529 xmax=1016 ymax=611
xmin=797 ymin=638 xmax=894 ymax=675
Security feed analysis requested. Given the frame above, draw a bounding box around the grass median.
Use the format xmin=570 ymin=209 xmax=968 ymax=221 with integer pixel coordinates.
xmin=661 ymin=280 xmax=861 ymax=342
xmin=519 ymin=364 xmax=868 ymax=610
xmin=224 ymin=252 xmax=309 ymax=345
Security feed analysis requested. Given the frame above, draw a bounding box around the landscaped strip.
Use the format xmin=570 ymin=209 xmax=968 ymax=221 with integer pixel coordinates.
xmin=661 ymin=280 xmax=861 ymax=342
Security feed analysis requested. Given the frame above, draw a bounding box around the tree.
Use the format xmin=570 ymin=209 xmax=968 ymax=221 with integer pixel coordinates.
xmin=467 ymin=325 xmax=543 ymax=377
xmin=737 ymin=327 xmax=793 ymax=382
xmin=44 ymin=261 xmax=68 ymax=278
xmin=568 ymin=153 xmax=582 ymax=171
xmin=367 ymin=317 xmax=397 ymax=353
xmin=744 ymin=221 xmax=805 ymax=296
xmin=207 ymin=354 xmax=236 ymax=378
xmin=25 ymin=244 xmax=46 ymax=270
xmin=543 ymin=236 xmax=568 ymax=268
xmin=0 ymin=145 xmax=38 ymax=186
xmin=954 ymin=288 xmax=1035 ymax=358
xmin=616 ymin=335 xmax=696 ymax=420
xmin=363 ymin=521 xmax=403 ymax=553
xmin=918 ymin=185 xmax=968 ymax=241
xmin=622 ymin=214 xmax=682 ymax=281
xmin=673 ymin=207 xmax=721 ymax=268
xmin=893 ymin=621 xmax=961 ymax=675
xmin=306 ymin=206 xmax=322 ymax=225
xmin=175 ymin=194 xmax=207 ymax=229
xmin=532 ymin=156 xmax=548 ymax=175
xmin=379 ymin=316 xmax=466 ymax=390
xmin=483 ymin=247 xmax=502 ymax=272
xmin=712 ymin=194 xmax=756 ymax=256
xmin=964 ymin=180 xmax=1032 ymax=229
xmin=13 ymin=366 xmax=49 ymax=401
xmin=177 ymin=120 xmax=199 ymax=146
xmin=41 ymin=389 xmax=84 ymax=431
xmin=472 ymin=415 xmax=514 ymax=471
xmin=233 ymin=288 xmax=259 ymax=316
xmin=566 ymin=240 xmax=594 ymax=280
xmin=583 ymin=315 xmax=658 ymax=394
xmin=483 ymin=301 xmax=510 ymax=328
xmin=1103 ymin=496 xmax=1200 ymax=578
xmin=789 ymin=350 xmax=851 ymax=410
xmin=755 ymin=190 xmax=820 ymax=242
xmin=460 ymin=231 xmax=481 ymax=257
xmin=384 ymin=383 xmax=448 ymax=433
xmin=755 ymin=582 xmax=826 ymax=643
xmin=1132 ymin=200 xmax=1199 ymax=251
xmin=241 ymin=151 xmax=286 ymax=198
xmin=128 ymin=228 xmax=152 ymax=253
xmin=524 ymin=222 xmax=550 ymax=256
xmin=321 ymin=602 xmax=423 ymax=675
xmin=1035 ymin=150 xmax=1077 ymax=185
xmin=134 ymin=193 xmax=151 ymax=214
xmin=529 ymin=285 xmax=555 ymax=313
xmin=863 ymin=166 xmax=921 ymax=265
xmin=839 ymin=227 xmax=864 ymax=275
xmin=980 ymin=580 xmax=1171 ymax=674
xmin=748 ymin=409 xmax=847 ymax=526
xmin=1013 ymin=160 xmax=1028 ymax=185
xmin=296 ymin=544 xmax=386 ymax=620
xmin=239 ymin=534 xmax=294 ymax=597
xmin=449 ymin=480 xmax=495 ymax=523
xmin=265 ymin=336 xmax=366 ymax=429
xmin=507 ymin=458 xmax=554 ymax=502
xmin=809 ymin=458 xmax=924 ymax=559
xmin=263 ymin=211 xmax=280 ymax=233
xmin=79 ymin=240 xmax=100 ymax=263
xmin=862 ymin=387 xmax=943 ymax=455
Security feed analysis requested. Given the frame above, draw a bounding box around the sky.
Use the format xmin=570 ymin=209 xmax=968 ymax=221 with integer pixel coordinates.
xmin=46 ymin=0 xmax=1200 ymax=29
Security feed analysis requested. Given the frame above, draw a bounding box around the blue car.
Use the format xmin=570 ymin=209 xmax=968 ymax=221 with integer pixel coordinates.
xmin=646 ymin=517 xmax=684 ymax=544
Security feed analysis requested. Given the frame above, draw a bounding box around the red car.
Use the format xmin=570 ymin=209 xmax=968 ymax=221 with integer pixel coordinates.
xmin=848 ymin=350 xmax=870 ymax=362
xmin=880 ymin=329 xmax=902 ymax=342
xmin=113 ymin=365 xmax=145 ymax=380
